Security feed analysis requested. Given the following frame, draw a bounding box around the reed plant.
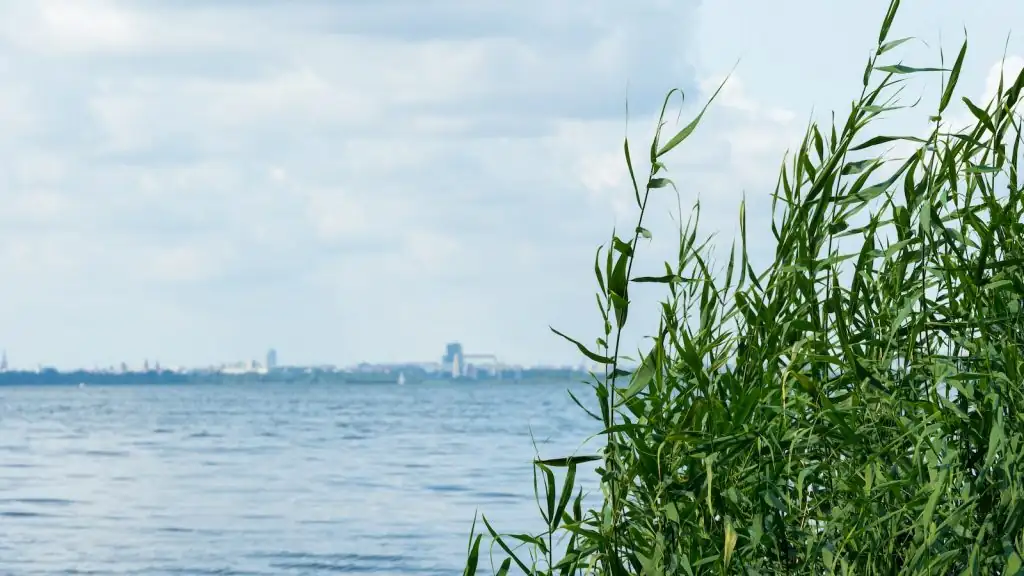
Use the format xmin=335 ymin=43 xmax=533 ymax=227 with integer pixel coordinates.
xmin=464 ymin=0 xmax=1024 ymax=573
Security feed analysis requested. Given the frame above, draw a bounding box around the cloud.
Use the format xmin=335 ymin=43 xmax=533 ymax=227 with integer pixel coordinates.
xmin=981 ymin=55 xmax=1024 ymax=105
xmin=0 ymin=0 xmax=831 ymax=369
xmin=0 ymin=0 xmax=235 ymax=55
xmin=937 ymin=55 xmax=1024 ymax=134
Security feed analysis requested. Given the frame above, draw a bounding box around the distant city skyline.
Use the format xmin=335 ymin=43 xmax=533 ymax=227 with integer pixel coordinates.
xmin=0 ymin=341 xmax=591 ymax=373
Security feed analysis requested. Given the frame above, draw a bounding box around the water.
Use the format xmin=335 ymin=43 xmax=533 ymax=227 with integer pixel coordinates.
xmin=0 ymin=381 xmax=602 ymax=575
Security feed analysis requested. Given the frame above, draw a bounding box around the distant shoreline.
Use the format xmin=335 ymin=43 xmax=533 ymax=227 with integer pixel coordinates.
xmin=0 ymin=368 xmax=593 ymax=386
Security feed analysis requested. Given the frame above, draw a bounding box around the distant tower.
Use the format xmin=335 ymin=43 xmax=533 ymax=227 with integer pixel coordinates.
xmin=266 ymin=348 xmax=278 ymax=371
xmin=0 ymin=350 xmax=7 ymax=372
xmin=442 ymin=342 xmax=463 ymax=377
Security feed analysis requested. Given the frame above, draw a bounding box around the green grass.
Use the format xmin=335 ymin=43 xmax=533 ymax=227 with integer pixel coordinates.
xmin=463 ymin=0 xmax=1024 ymax=573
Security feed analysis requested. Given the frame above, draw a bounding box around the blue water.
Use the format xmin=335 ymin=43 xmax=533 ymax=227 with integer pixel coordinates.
xmin=0 ymin=381 xmax=602 ymax=575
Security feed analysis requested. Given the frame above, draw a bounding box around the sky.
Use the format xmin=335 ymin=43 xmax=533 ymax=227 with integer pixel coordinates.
xmin=0 ymin=0 xmax=1022 ymax=370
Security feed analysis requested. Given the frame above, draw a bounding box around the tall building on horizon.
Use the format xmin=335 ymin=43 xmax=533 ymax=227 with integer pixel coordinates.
xmin=442 ymin=342 xmax=463 ymax=378
xmin=266 ymin=348 xmax=278 ymax=370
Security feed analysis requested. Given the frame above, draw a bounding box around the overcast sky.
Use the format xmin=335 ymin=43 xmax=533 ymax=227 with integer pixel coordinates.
xmin=0 ymin=0 xmax=1022 ymax=370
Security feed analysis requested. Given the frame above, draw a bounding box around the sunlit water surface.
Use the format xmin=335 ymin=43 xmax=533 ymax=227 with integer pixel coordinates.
xmin=0 ymin=381 xmax=601 ymax=575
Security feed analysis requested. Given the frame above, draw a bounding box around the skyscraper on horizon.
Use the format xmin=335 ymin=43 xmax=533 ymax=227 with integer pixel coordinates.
xmin=442 ymin=342 xmax=463 ymax=378
xmin=266 ymin=348 xmax=278 ymax=370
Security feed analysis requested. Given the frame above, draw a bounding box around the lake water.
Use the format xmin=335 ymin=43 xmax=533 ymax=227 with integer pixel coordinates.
xmin=0 ymin=381 xmax=603 ymax=575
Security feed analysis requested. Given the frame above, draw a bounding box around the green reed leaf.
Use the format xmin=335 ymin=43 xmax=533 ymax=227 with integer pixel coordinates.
xmin=656 ymin=71 xmax=731 ymax=159
xmin=550 ymin=327 xmax=614 ymax=364
xmin=466 ymin=1 xmax=1024 ymax=572
xmin=939 ymin=38 xmax=967 ymax=113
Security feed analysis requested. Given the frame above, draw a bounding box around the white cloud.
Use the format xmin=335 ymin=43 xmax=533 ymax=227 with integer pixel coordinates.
xmin=142 ymin=243 xmax=232 ymax=284
xmin=0 ymin=0 xmax=1020 ymax=369
xmin=1 ymin=0 xmax=237 ymax=55
xmin=304 ymin=189 xmax=374 ymax=243
xmin=9 ymin=190 xmax=73 ymax=224
xmin=36 ymin=0 xmax=142 ymax=53
xmin=981 ymin=55 xmax=1024 ymax=105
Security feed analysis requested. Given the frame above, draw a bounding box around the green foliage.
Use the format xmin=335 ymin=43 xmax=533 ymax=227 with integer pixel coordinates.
xmin=464 ymin=1 xmax=1024 ymax=573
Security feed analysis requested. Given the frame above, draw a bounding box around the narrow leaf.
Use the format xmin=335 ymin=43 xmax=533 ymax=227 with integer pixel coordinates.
xmin=939 ymin=38 xmax=967 ymax=113
xmin=550 ymin=327 xmax=614 ymax=364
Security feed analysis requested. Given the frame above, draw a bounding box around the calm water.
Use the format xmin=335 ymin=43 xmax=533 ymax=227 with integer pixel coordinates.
xmin=0 ymin=381 xmax=602 ymax=575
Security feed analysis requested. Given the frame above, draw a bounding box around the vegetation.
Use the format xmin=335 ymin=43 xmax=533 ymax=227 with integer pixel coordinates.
xmin=464 ymin=0 xmax=1024 ymax=573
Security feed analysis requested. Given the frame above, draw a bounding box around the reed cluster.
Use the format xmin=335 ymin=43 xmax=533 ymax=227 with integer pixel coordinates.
xmin=465 ymin=1 xmax=1024 ymax=573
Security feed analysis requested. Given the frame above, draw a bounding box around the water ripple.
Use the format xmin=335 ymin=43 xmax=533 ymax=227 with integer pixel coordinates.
xmin=0 ymin=381 xmax=601 ymax=574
